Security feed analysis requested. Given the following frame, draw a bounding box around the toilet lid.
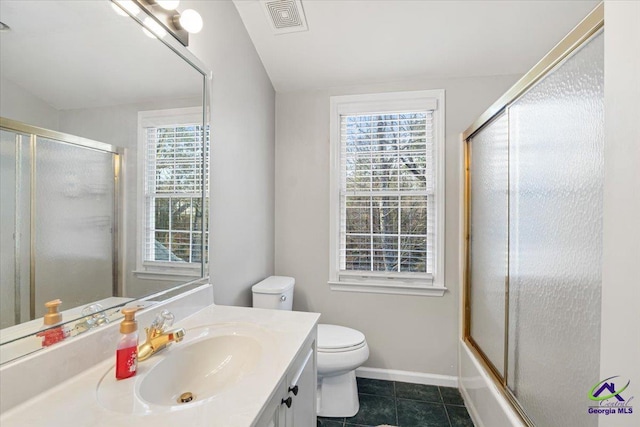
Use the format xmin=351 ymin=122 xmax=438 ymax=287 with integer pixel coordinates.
xmin=252 ymin=276 xmax=294 ymax=294
xmin=317 ymin=324 xmax=365 ymax=350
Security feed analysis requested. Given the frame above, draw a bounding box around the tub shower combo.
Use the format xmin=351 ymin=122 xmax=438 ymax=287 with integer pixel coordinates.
xmin=463 ymin=5 xmax=604 ymax=427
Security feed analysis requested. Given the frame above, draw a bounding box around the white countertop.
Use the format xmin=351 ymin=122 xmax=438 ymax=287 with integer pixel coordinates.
xmin=0 ymin=304 xmax=320 ymax=427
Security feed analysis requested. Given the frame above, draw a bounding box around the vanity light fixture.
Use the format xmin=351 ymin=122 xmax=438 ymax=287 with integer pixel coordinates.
xmin=111 ymin=0 xmax=201 ymax=45
xmin=127 ymin=0 xmax=202 ymax=46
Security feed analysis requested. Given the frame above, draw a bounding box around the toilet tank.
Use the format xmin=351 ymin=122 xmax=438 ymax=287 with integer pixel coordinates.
xmin=252 ymin=276 xmax=294 ymax=310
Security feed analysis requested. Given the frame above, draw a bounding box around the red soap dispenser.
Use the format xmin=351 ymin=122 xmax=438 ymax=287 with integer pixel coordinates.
xmin=36 ymin=299 xmax=69 ymax=347
xmin=116 ymin=308 xmax=139 ymax=380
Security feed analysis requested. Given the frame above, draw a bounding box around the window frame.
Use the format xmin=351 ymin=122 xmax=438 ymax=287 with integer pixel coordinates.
xmin=328 ymin=90 xmax=446 ymax=296
xmin=135 ymin=106 xmax=206 ymax=280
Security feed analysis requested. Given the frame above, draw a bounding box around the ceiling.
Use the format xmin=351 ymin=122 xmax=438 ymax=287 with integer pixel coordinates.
xmin=0 ymin=0 xmax=202 ymax=111
xmin=233 ymin=0 xmax=600 ymax=92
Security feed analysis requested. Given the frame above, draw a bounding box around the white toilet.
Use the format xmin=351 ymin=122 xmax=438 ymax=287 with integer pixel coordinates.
xmin=252 ymin=276 xmax=369 ymax=417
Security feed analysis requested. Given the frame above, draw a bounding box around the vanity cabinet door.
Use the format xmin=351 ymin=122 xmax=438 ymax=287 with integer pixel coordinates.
xmin=284 ymin=344 xmax=316 ymax=427
xmin=254 ymin=378 xmax=286 ymax=427
xmin=287 ymin=348 xmax=317 ymax=427
xmin=256 ymin=335 xmax=317 ymax=427
xmin=256 ymin=408 xmax=279 ymax=427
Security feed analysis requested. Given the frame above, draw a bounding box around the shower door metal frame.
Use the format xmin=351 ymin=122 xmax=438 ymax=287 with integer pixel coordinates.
xmin=461 ymin=3 xmax=604 ymax=426
xmin=0 ymin=117 xmax=123 ymax=320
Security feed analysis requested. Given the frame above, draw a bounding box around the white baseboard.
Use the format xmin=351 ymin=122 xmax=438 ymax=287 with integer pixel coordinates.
xmin=355 ymin=367 xmax=459 ymax=388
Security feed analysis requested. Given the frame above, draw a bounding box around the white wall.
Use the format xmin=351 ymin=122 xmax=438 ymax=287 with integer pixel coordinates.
xmin=184 ymin=0 xmax=276 ymax=306
xmin=600 ymin=2 xmax=640 ymax=426
xmin=0 ymin=77 xmax=59 ymax=130
xmin=274 ymin=75 xmax=519 ymax=375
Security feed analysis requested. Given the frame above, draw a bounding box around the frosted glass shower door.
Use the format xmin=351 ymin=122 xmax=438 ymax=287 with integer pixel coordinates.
xmin=507 ymin=32 xmax=604 ymax=427
xmin=0 ymin=130 xmax=31 ymax=328
xmin=34 ymin=138 xmax=115 ymax=317
xmin=468 ymin=113 xmax=509 ymax=377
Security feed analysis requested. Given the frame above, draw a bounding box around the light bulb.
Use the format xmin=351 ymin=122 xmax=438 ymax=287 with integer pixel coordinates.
xmin=156 ymin=0 xmax=179 ymax=10
xmin=143 ymin=17 xmax=167 ymax=38
xmin=179 ymin=9 xmax=203 ymax=34
xmin=113 ymin=0 xmax=141 ymax=16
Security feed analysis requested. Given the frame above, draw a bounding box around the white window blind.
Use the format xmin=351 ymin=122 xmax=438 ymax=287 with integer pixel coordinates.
xmin=330 ymin=91 xmax=445 ymax=296
xmin=143 ymin=122 xmax=209 ymax=265
xmin=339 ymin=111 xmax=434 ymax=278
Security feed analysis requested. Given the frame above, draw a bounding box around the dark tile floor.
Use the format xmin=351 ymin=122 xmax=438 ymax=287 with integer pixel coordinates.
xmin=317 ymin=378 xmax=475 ymax=427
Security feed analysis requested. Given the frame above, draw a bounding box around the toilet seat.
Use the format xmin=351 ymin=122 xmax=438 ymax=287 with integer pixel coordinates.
xmin=317 ymin=324 xmax=366 ymax=353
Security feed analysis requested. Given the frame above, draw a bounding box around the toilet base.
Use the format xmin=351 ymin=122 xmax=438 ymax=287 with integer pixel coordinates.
xmin=317 ymin=370 xmax=360 ymax=417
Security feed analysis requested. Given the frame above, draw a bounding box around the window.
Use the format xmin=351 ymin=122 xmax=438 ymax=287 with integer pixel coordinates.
xmin=136 ymin=107 xmax=209 ymax=279
xmin=329 ymin=91 xmax=445 ymax=296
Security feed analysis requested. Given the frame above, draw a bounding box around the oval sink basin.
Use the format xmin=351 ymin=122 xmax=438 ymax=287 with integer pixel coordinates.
xmin=138 ymin=334 xmax=262 ymax=406
xmin=96 ymin=322 xmax=276 ymax=414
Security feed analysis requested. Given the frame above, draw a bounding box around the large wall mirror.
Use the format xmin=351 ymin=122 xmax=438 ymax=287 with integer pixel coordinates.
xmin=0 ymin=0 xmax=210 ymax=363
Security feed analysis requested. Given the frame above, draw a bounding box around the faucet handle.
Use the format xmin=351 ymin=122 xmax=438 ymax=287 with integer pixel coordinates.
xmin=81 ymin=303 xmax=108 ymax=326
xmin=151 ymin=310 xmax=175 ymax=331
xmin=74 ymin=303 xmax=108 ymax=333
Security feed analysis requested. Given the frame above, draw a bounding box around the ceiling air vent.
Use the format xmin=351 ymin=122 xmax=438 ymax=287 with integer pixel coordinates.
xmin=261 ymin=0 xmax=308 ymax=34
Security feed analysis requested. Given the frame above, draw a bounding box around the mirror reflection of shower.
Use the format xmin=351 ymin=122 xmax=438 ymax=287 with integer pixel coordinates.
xmin=0 ymin=119 xmax=121 ymax=329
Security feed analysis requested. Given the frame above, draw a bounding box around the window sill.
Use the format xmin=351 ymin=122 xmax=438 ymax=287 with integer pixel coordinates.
xmin=133 ymin=269 xmax=200 ymax=281
xmin=328 ymin=280 xmax=447 ymax=297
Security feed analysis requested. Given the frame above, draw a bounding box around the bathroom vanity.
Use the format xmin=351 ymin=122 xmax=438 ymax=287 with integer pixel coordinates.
xmin=0 ymin=285 xmax=320 ymax=427
xmin=255 ymin=334 xmax=316 ymax=427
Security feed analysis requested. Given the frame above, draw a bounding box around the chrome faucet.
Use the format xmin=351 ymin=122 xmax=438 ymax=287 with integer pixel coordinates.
xmin=138 ymin=310 xmax=185 ymax=362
